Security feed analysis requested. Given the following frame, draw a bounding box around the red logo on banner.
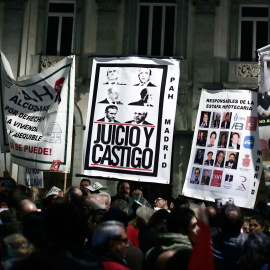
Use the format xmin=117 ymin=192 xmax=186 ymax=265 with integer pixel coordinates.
xmin=242 ymin=155 xmax=251 ymax=167
xmin=210 ymin=170 xmax=223 ymax=187
xmin=50 ymin=160 xmax=61 ymax=172
xmin=245 ymin=116 xmax=257 ymax=131
xmin=54 ymin=77 xmax=65 ymax=93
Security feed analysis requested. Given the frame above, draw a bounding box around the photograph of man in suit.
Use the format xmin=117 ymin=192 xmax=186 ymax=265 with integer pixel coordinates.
xmin=207 ymin=131 xmax=217 ymax=147
xmin=221 ymin=112 xmax=231 ymax=129
xmin=134 ymin=68 xmax=157 ymax=87
xmin=225 ymin=153 xmax=238 ymax=169
xmin=99 ymin=88 xmax=123 ymax=105
xmin=218 ymin=132 xmax=228 ymax=148
xmin=214 ymin=151 xmax=225 ymax=168
xmin=97 ymin=105 xmax=120 ymax=123
xmin=211 ymin=112 xmax=221 ymax=128
xmin=190 ymin=168 xmax=200 ymax=184
xmin=103 ymin=68 xmax=126 ymax=85
xmin=194 ymin=149 xmax=204 ymax=165
xmin=199 ymin=112 xmax=210 ymax=128
xmin=204 ymin=151 xmax=214 ymax=166
xmin=196 ymin=130 xmax=207 ymax=146
xmin=201 ymin=170 xmax=211 ymax=185
xmin=228 ymin=132 xmax=241 ymax=150
xmin=128 ymin=88 xmax=154 ymax=106
xmin=125 ymin=110 xmax=153 ymax=125
xmin=225 ymin=174 xmax=233 ymax=182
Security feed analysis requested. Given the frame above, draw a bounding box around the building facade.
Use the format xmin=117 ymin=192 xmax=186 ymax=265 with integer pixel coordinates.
xmin=0 ymin=0 xmax=267 ymax=197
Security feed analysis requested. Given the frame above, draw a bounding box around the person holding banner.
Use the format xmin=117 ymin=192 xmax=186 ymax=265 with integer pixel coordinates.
xmin=214 ymin=151 xmax=225 ymax=168
xmin=98 ymin=105 xmax=120 ymax=123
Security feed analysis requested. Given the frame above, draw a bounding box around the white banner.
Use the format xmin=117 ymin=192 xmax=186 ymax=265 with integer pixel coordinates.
xmin=258 ymin=45 xmax=270 ymax=188
xmin=182 ymin=89 xmax=263 ymax=208
xmin=24 ymin=168 xmax=44 ymax=188
xmin=83 ymin=57 xmax=180 ymax=184
xmin=0 ymin=52 xmax=75 ymax=172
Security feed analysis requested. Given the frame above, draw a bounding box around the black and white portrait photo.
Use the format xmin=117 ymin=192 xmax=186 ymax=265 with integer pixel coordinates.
xmin=134 ymin=68 xmax=157 ymax=87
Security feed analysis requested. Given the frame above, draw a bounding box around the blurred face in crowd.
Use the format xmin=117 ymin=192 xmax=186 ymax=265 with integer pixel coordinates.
xmin=118 ymin=182 xmax=130 ymax=199
xmin=80 ymin=180 xmax=90 ymax=190
xmin=188 ymin=216 xmax=200 ymax=245
xmin=155 ymin=197 xmax=168 ymax=210
xmin=249 ymin=219 xmax=265 ymax=233
xmin=110 ymin=226 xmax=129 ymax=259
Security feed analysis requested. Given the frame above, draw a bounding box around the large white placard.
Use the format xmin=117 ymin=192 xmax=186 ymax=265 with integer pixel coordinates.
xmin=182 ymin=89 xmax=263 ymax=208
xmin=0 ymin=52 xmax=75 ymax=172
xmin=83 ymin=57 xmax=180 ymax=184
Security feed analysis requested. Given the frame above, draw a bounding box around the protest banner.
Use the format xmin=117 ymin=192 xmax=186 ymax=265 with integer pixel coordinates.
xmin=83 ymin=57 xmax=180 ymax=184
xmin=258 ymin=45 xmax=270 ymax=190
xmin=24 ymin=168 xmax=44 ymax=188
xmin=0 ymin=52 xmax=75 ymax=172
xmin=182 ymin=89 xmax=263 ymax=208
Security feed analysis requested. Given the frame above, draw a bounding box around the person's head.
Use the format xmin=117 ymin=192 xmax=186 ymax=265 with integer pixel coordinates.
xmin=85 ymin=194 xmax=106 ymax=212
xmin=116 ymin=181 xmax=130 ymax=199
xmin=242 ymin=217 xmax=250 ymax=233
xmin=136 ymin=206 xmax=154 ymax=230
xmin=167 ymin=208 xmax=199 ymax=245
xmin=207 ymin=151 xmax=213 ymax=161
xmin=80 ymin=179 xmax=90 ymax=190
xmin=221 ymin=133 xmax=227 ymax=142
xmin=92 ymin=221 xmax=129 ymax=259
xmin=107 ymin=68 xmax=118 ymax=81
xmin=210 ymin=131 xmax=217 ymax=145
xmin=17 ymin=199 xmax=38 ymax=221
xmin=241 ymin=232 xmax=270 ymax=270
xmin=133 ymin=110 xmax=147 ymax=124
xmin=107 ymin=88 xmax=120 ymax=102
xmin=219 ymin=204 xmax=243 ymax=235
xmin=111 ymin=199 xmax=129 ymax=214
xmin=216 ymin=113 xmax=221 ymax=120
xmin=249 ymin=215 xmax=266 ymax=233
xmin=203 ymin=113 xmax=209 ymax=123
xmin=229 ymin=153 xmax=236 ymax=163
xmin=105 ymin=105 xmax=118 ymax=122
xmin=138 ymin=68 xmax=151 ymax=84
xmin=217 ymin=151 xmax=224 ymax=163
xmin=204 ymin=170 xmax=209 ymax=177
xmin=132 ymin=189 xmax=143 ymax=199
xmin=225 ymin=112 xmax=230 ymax=121
xmin=231 ymin=133 xmax=240 ymax=144
xmin=63 ymin=187 xmax=84 ymax=208
xmin=155 ymin=197 xmax=168 ymax=210
xmin=0 ymin=178 xmax=16 ymax=191
xmin=99 ymin=192 xmax=111 ymax=211
xmin=194 ymin=168 xmax=200 ymax=180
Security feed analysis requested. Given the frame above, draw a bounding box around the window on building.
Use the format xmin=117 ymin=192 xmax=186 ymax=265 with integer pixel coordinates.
xmin=137 ymin=1 xmax=176 ymax=56
xmin=239 ymin=6 xmax=269 ymax=61
xmin=46 ymin=2 xmax=75 ymax=56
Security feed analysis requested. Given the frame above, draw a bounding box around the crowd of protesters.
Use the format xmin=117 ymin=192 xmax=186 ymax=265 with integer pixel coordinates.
xmin=0 ymin=176 xmax=270 ymax=270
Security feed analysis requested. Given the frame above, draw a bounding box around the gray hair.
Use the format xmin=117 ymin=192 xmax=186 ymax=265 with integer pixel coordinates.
xmin=136 ymin=206 xmax=154 ymax=224
xmin=92 ymin=221 xmax=124 ymax=248
xmin=99 ymin=192 xmax=111 ymax=204
xmin=86 ymin=196 xmax=106 ymax=210
xmin=111 ymin=199 xmax=129 ymax=212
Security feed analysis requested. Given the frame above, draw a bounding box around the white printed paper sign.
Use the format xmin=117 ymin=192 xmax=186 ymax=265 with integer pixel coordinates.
xmin=182 ymin=89 xmax=263 ymax=209
xmin=83 ymin=57 xmax=180 ymax=184
xmin=0 ymin=52 xmax=75 ymax=172
xmin=24 ymin=168 xmax=43 ymax=188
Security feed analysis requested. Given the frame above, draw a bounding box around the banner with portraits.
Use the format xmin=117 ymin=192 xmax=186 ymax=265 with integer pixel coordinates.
xmin=0 ymin=52 xmax=75 ymax=173
xmin=258 ymin=45 xmax=270 ymax=189
xmin=83 ymin=57 xmax=180 ymax=184
xmin=182 ymin=89 xmax=263 ymax=208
